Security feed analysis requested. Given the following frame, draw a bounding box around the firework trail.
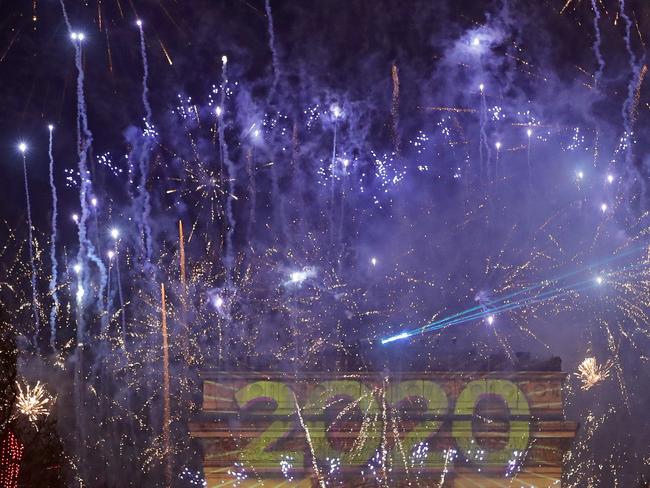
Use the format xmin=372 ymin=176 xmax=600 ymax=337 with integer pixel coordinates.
xmin=590 ymin=0 xmax=605 ymax=88
xmin=264 ymin=0 xmax=281 ymax=93
xmin=137 ymin=21 xmax=152 ymax=126
xmin=337 ymin=165 xmax=348 ymax=269
xmin=58 ymin=0 xmax=71 ymax=32
xmin=70 ymin=34 xmax=108 ymax=327
xmin=136 ymin=20 xmax=155 ymax=268
xmin=391 ymin=63 xmax=401 ymax=155
xmin=106 ymin=253 xmax=112 ymax=317
xmin=218 ymin=56 xmax=236 ymax=274
xmin=177 ymin=220 xmax=191 ymax=361
xmin=379 ymin=380 xmax=389 ymax=487
xmin=527 ymin=127 xmax=533 ymax=185
xmin=47 ymin=125 xmax=59 ymax=353
xmin=115 ymin=245 xmax=127 ymax=349
xmin=293 ymin=392 xmax=326 ymax=488
xmin=495 ymin=141 xmax=502 ymax=179
xmin=60 ymin=0 xmax=108 ymax=315
xmin=618 ymin=0 xmax=641 ymax=166
xmin=111 ymin=230 xmax=136 ymax=444
xmin=269 ymin=128 xmax=288 ymax=246
xmin=20 ymin=146 xmax=41 ymax=347
xmin=65 ymin=19 xmax=108 ymax=481
xmin=178 ymin=221 xmax=187 ymax=290
xmin=329 ymin=104 xmax=342 ymax=246
xmin=245 ymin=148 xmax=257 ymax=243
xmin=330 ymin=106 xmax=340 ymax=173
xmin=160 ymin=283 xmax=172 ymax=488
xmin=289 ymin=119 xmax=300 ymax=239
xmin=478 ymin=84 xmax=491 ymax=181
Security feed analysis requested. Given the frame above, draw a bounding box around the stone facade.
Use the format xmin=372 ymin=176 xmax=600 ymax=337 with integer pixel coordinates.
xmin=190 ymin=371 xmax=577 ymax=487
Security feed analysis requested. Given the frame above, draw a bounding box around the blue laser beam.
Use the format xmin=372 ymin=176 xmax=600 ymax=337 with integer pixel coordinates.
xmin=380 ymin=247 xmax=648 ymax=345
xmin=381 ymin=280 xmax=594 ymax=344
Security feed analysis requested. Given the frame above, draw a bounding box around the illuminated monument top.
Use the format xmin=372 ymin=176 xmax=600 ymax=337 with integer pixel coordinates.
xmin=190 ymin=363 xmax=578 ymax=487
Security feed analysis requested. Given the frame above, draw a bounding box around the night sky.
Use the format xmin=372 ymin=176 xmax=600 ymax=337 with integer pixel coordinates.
xmin=1 ymin=0 xmax=649 ymax=486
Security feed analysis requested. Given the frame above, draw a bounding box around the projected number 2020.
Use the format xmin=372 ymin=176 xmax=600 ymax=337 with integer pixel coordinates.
xmin=231 ymin=378 xmax=530 ymax=469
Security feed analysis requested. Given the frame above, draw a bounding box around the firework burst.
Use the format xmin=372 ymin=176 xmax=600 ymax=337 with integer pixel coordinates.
xmin=15 ymin=380 xmax=54 ymax=425
xmin=576 ymin=357 xmax=614 ymax=391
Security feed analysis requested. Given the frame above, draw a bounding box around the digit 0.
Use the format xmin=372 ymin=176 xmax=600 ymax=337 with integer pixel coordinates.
xmin=452 ymin=379 xmax=530 ymax=466
xmin=304 ymin=380 xmax=380 ymax=467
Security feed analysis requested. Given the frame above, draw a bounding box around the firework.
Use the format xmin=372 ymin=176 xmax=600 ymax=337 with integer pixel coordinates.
xmin=577 ymin=356 xmax=614 ymax=390
xmin=15 ymin=381 xmax=54 ymax=425
xmin=1 ymin=0 xmax=649 ymax=485
xmin=18 ymin=143 xmax=41 ymax=346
